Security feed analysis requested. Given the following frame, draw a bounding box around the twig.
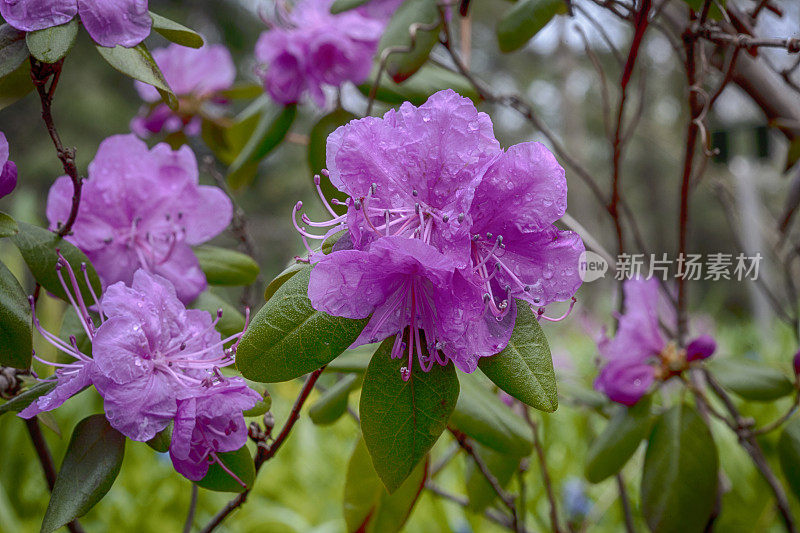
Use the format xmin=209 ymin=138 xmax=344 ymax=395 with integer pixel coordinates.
xmin=524 ymin=410 xmax=562 ymax=533
xmin=425 ymin=482 xmax=517 ymax=530
xmin=450 ymin=429 xmax=521 ymax=532
xmin=25 ymin=418 xmax=86 ymax=533
xmin=200 ymin=366 xmax=326 ymax=533
xmin=183 ymin=484 xmax=198 ymax=533
xmin=754 ymin=393 xmax=800 ymax=436
xmin=30 ymin=59 xmax=82 ymax=238
xmin=615 ymin=474 xmax=635 ymax=533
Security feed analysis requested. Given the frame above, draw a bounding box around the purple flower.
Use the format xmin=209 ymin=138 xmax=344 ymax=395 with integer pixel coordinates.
xmin=254 ymin=0 xmax=390 ymax=106
xmin=295 ymin=90 xmax=583 ymax=379
xmin=0 ymin=0 xmax=151 ymax=48
xmin=132 ymin=44 xmax=236 ymax=138
xmin=595 ymin=279 xmax=715 ymax=406
xmin=46 ymin=134 xmax=232 ymax=303
xmin=0 ymin=132 xmax=17 ymax=199
xmin=169 ymin=378 xmax=260 ymax=483
xmin=794 ymin=350 xmax=800 ymax=378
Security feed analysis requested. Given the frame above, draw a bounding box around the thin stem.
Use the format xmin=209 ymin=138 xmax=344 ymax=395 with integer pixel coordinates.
xmin=524 ymin=410 xmax=562 ymax=533
xmin=754 ymin=393 xmax=800 ymax=436
xmin=200 ymin=366 xmax=326 ymax=533
xmin=183 ymin=484 xmax=198 ymax=533
xmin=615 ymin=474 xmax=635 ymax=533
xmin=25 ymin=418 xmax=86 ymax=533
xmin=30 ymin=60 xmax=82 ymax=238
xmin=425 ymin=482 xmax=517 ymax=530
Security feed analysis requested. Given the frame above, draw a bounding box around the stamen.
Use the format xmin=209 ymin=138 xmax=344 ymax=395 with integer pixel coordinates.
xmin=209 ymin=451 xmax=246 ymax=488
xmin=538 ymin=297 xmax=577 ymax=322
xmin=313 ymin=174 xmax=339 ymax=218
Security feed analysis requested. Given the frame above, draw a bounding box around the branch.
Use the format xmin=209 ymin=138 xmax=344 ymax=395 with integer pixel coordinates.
xmin=200 ymin=366 xmax=326 ymax=533
xmin=30 ymin=59 xmax=82 ymax=238
xmin=524 ymin=410 xmax=562 ymax=533
xmin=425 ymin=482 xmax=517 ymax=530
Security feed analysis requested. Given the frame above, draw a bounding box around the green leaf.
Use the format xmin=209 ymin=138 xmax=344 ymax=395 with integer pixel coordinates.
xmin=359 ymin=63 xmax=479 ymax=106
xmin=344 ymin=437 xmax=427 ymax=533
xmin=0 ymin=211 xmax=19 ymax=238
xmin=681 ymin=0 xmax=727 ymax=20
xmin=189 ymin=290 xmax=245 ymax=339
xmin=146 ymin=424 xmax=172 ymax=454
xmin=95 ymin=43 xmax=177 ymax=110
xmin=202 ymin=96 xmax=266 ymax=166
xmin=478 ymin=301 xmax=557 ymax=412
xmin=640 ymin=404 xmax=718 ymax=533
xmin=496 ymin=0 xmax=567 ymax=53
xmin=0 ymin=381 xmax=56 ymax=416
xmin=709 ymin=359 xmax=794 ymax=402
xmin=150 ymin=12 xmax=203 ymax=49
xmin=465 ymin=443 xmax=519 ymax=512
xmin=194 ymin=245 xmax=260 ymax=286
xmin=585 ymin=397 xmax=652 ymax=483
xmin=219 ymin=83 xmax=263 ymax=100
xmin=59 ymin=307 xmax=94 ymax=356
xmin=0 ymin=24 xmax=29 ymax=78
xmin=263 ymin=262 xmax=306 ymax=302
xmin=26 ymin=18 xmax=79 ymax=63
xmin=331 ymin=0 xmax=371 ymax=14
xmin=237 ymin=266 xmax=368 ymax=382
xmin=360 ymin=337 xmax=458 ymax=492
xmin=10 ymin=222 xmax=103 ymax=305
xmin=41 ymin=415 xmax=125 ymax=533
xmin=194 ymin=446 xmax=255 ymax=493
xmin=228 ymin=103 xmax=297 ymax=189
xmin=326 ymin=346 xmax=374 ymax=373
xmin=786 ymin=138 xmax=800 ymax=172
xmin=309 ymin=374 xmax=360 ymax=425
xmin=378 ymin=0 xmax=442 ymax=82
xmin=779 ymin=417 xmax=800 ymax=502
xmin=0 ymin=259 xmax=32 ymax=369
xmin=0 ymin=58 xmax=33 ymax=111
xmin=308 ymin=108 xmax=356 ymax=215
xmin=449 ymin=372 xmax=533 ymax=457
xmin=243 ymin=388 xmax=272 ymax=418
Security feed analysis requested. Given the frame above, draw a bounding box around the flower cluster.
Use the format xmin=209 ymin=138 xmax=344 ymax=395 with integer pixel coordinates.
xmin=594 ymin=278 xmax=716 ymax=406
xmin=132 ymin=44 xmax=237 ymax=138
xmin=20 ymin=260 xmax=259 ymax=484
xmin=294 ymin=90 xmax=584 ymax=379
xmin=46 ymin=134 xmax=232 ymax=304
xmin=254 ymin=0 xmax=402 ymax=106
xmin=0 ymin=0 xmax=151 ymax=48
xmin=0 ymin=132 xmax=17 ymax=199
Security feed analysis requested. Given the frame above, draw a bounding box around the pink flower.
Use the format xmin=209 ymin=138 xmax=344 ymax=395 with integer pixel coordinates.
xmin=0 ymin=132 xmax=17 ymax=198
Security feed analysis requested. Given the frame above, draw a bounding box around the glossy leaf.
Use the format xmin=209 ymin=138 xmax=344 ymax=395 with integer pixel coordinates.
xmin=189 ymin=290 xmax=246 ymax=340
xmin=263 ymin=262 xmax=306 ymax=301
xmin=194 ymin=445 xmax=255 ymax=493
xmin=378 ymin=0 xmax=442 ymax=82
xmin=228 ymin=103 xmax=297 ymax=189
xmin=465 ymin=443 xmax=519 ymax=512
xmin=309 ymin=374 xmax=360 ymax=425
xmin=237 ymin=266 xmax=368 ymax=382
xmin=709 ymin=359 xmax=794 ymax=402
xmin=41 ymin=415 xmax=125 ymax=533
xmin=497 ymin=0 xmax=567 ymax=53
xmin=478 ymin=301 xmax=557 ymax=411
xmin=243 ymin=388 xmax=272 ymax=418
xmin=0 ymin=59 xmax=33 ymax=111
xmin=0 ymin=259 xmax=32 ymax=369
xmin=0 ymin=381 xmax=56 ymax=416
xmin=331 ymin=0 xmax=371 ymax=14
xmin=150 ymin=12 xmax=203 ymax=49
xmin=449 ymin=372 xmax=533 ymax=457
xmin=585 ymin=397 xmax=652 ymax=483
xmin=779 ymin=417 xmax=800 ymax=502
xmin=195 ymin=245 xmax=259 ymax=286
xmin=146 ymin=424 xmax=172 ymax=454
xmin=26 ymin=18 xmax=79 ymax=63
xmin=95 ymin=43 xmax=177 ymax=110
xmin=360 ymin=337 xmax=458 ymax=492
xmin=640 ymin=404 xmax=718 ymax=533
xmin=0 ymin=211 xmax=18 ymax=238
xmin=343 ymin=437 xmax=427 ymax=533
xmin=10 ymin=222 xmax=102 ymax=305
xmin=359 ymin=63 xmax=480 ymax=106
xmin=0 ymin=24 xmax=28 ymax=78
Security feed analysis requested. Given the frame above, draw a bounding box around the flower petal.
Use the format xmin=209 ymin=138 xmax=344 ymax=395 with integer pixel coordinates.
xmin=0 ymin=0 xmax=77 ymax=32
xmin=77 ymin=0 xmax=151 ymax=47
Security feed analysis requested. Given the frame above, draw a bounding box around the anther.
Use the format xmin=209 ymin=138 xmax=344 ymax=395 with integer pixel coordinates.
xmin=415 ymin=203 xmax=420 ymax=214
xmin=294 ymin=201 xmax=303 ymax=211
xmin=180 ymin=342 xmax=186 ymax=351
xmin=486 ymin=232 xmax=493 ymax=239
xmin=217 ymin=309 xmax=224 ymax=319
xmin=442 ymin=215 xmax=449 ymax=223
xmin=412 ymin=189 xmax=418 ymax=197
xmin=354 ymin=199 xmax=362 ymax=210
xmin=371 ymin=182 xmax=377 ymax=194
xmin=523 ymin=285 xmax=531 ymax=292
xmin=314 ymin=174 xmax=321 ymax=185
xmin=457 ymin=213 xmax=465 ymax=223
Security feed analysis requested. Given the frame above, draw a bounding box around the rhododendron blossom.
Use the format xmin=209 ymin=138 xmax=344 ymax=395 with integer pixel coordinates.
xmin=595 ymin=278 xmax=716 ymax=406
xmin=46 ymin=134 xmax=232 ymax=303
xmin=0 ymin=0 xmax=151 ymax=47
xmin=132 ymin=44 xmax=236 ymax=138
xmin=254 ymin=0 xmax=401 ymax=106
xmin=295 ymin=90 xmax=584 ymax=378
xmin=19 ymin=262 xmax=256 ymax=484
xmin=0 ymin=132 xmax=17 ymax=199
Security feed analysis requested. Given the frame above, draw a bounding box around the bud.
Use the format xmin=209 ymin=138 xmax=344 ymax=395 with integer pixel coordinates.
xmin=686 ymin=335 xmax=716 ymax=362
xmin=793 ymin=350 xmax=800 ymax=377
